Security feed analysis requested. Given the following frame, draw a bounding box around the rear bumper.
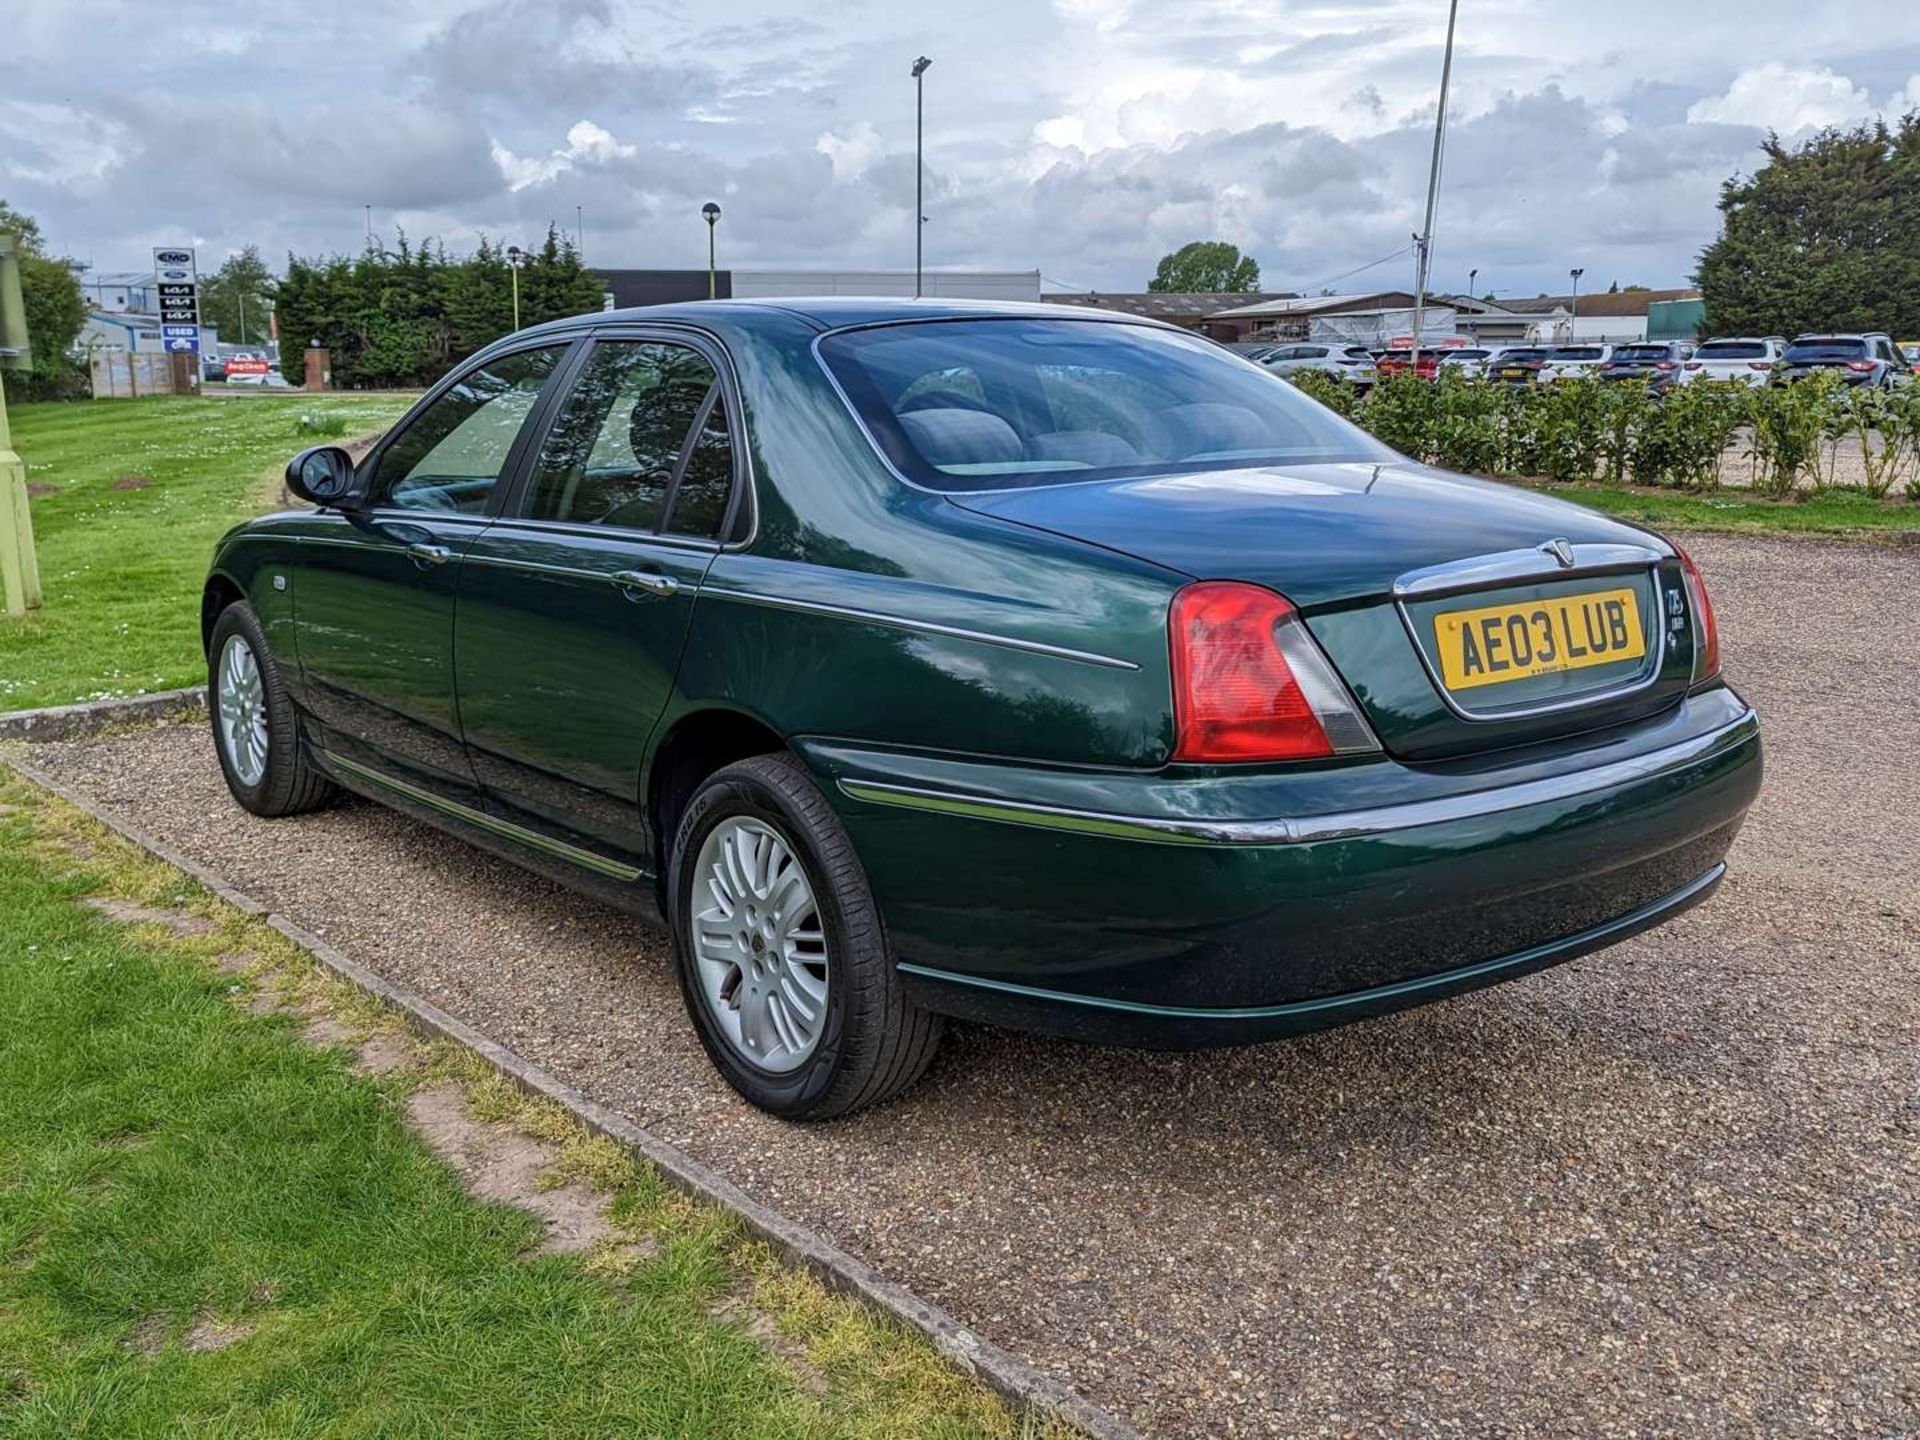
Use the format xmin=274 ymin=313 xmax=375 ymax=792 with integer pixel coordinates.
xmin=802 ymin=690 xmax=1761 ymax=1048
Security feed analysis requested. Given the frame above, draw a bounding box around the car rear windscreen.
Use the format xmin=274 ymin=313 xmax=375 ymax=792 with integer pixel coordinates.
xmin=819 ymin=318 xmax=1392 ymax=492
xmin=1498 ymin=349 xmax=1549 ymax=362
xmin=1695 ymin=341 xmax=1767 ymax=359
xmin=1785 ymin=338 xmax=1868 ymax=361
xmin=1551 ymin=348 xmax=1604 ymax=360
xmin=1612 ymin=346 xmax=1670 ymax=362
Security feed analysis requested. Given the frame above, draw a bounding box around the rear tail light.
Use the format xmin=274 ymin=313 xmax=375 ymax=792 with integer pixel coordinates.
xmin=1674 ymin=545 xmax=1721 ymax=684
xmin=1655 ymin=361 xmax=1676 ymax=371
xmin=1169 ymin=582 xmax=1378 ymax=763
xmin=1747 ymin=362 xmax=1773 ymax=372
xmin=1847 ymin=360 xmax=1875 ymax=373
xmin=1684 ymin=362 xmax=1704 ymax=371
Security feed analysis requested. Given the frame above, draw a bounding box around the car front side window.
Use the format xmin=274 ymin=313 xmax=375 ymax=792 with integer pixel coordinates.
xmin=371 ymin=346 xmax=566 ymax=514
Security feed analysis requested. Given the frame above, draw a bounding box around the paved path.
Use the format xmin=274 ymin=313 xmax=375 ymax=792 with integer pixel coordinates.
xmin=27 ymin=534 xmax=1919 ymax=1437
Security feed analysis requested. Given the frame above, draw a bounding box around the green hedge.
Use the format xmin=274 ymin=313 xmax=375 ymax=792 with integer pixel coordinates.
xmin=1288 ymin=370 xmax=1920 ymax=500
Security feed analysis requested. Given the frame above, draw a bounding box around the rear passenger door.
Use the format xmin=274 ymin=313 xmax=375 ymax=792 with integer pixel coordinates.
xmin=452 ymin=332 xmax=746 ymax=871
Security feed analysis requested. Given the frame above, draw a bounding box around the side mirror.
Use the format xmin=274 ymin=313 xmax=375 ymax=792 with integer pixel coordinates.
xmin=285 ymin=446 xmax=361 ymax=509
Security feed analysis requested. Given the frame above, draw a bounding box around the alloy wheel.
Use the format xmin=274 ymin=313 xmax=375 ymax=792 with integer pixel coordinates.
xmin=690 ymin=816 xmax=830 ymax=1073
xmin=216 ymin=634 xmax=270 ymax=787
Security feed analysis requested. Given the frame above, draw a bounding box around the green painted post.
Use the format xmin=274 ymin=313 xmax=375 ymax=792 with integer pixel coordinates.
xmin=0 ymin=232 xmax=43 ymax=616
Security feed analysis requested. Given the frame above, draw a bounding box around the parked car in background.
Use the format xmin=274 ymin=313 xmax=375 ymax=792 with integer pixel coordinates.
xmin=1437 ymin=347 xmax=1498 ymax=378
xmin=1899 ymin=341 xmax=1920 ymax=368
xmin=1677 ymin=337 xmax=1784 ymax=388
xmin=1773 ymin=334 xmax=1911 ymax=389
xmin=1541 ymin=345 xmax=1613 ymax=382
xmin=202 ymin=356 xmax=228 ymax=382
xmin=1489 ymin=347 xmax=1554 ymax=385
xmin=1375 ymin=349 xmax=1440 ymax=382
xmin=203 ymin=298 xmax=1758 ymax=1118
xmin=1229 ymin=342 xmax=1281 ymax=363
xmin=1597 ymin=341 xmax=1695 ymax=394
xmin=1261 ymin=343 xmax=1378 ymax=387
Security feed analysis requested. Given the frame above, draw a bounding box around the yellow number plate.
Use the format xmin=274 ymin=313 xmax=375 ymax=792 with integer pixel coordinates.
xmin=1433 ymin=588 xmax=1645 ymax=691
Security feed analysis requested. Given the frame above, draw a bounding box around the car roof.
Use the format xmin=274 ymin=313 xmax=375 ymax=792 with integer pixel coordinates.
xmin=518 ymin=296 xmax=1162 ymax=339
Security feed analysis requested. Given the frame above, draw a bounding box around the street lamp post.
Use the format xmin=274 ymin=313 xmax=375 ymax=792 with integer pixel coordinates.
xmin=1408 ymin=0 xmax=1459 ymax=375
xmin=1468 ymin=267 xmax=1478 ymax=301
xmin=702 ymin=203 xmax=722 ymax=300
xmin=912 ymin=55 xmax=932 ymax=298
xmin=1568 ymin=266 xmax=1585 ymax=342
xmin=506 ymin=245 xmax=524 ymax=332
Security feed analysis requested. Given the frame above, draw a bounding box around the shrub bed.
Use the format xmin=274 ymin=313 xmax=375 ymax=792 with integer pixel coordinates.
xmin=1290 ymin=370 xmax=1920 ymax=500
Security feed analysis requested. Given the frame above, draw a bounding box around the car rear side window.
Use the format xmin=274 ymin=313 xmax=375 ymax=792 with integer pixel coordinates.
xmin=819 ymin=318 xmax=1386 ymax=492
xmin=523 ymin=340 xmax=732 ymax=536
xmin=373 ymin=346 xmax=565 ymax=513
xmin=1785 ymin=338 xmax=1867 ymax=361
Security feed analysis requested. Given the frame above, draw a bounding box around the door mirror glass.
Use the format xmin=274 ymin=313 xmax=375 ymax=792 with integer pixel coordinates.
xmin=285 ymin=445 xmax=360 ymax=508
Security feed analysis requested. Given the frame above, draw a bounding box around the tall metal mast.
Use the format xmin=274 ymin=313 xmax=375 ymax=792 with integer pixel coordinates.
xmin=1409 ymin=0 xmax=1460 ymax=373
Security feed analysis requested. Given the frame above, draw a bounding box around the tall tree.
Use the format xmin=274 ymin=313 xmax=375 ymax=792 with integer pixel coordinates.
xmin=273 ymin=226 xmax=606 ymax=389
xmin=0 ymin=199 xmax=87 ymax=398
xmin=1147 ymin=241 xmax=1261 ymax=293
xmin=198 ymin=246 xmax=275 ymax=348
xmin=1696 ymin=116 xmax=1920 ymax=339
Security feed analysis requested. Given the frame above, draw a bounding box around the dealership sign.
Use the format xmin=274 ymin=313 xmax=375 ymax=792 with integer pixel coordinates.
xmin=225 ymin=357 xmax=271 ymax=377
xmin=152 ymin=246 xmax=200 ymax=352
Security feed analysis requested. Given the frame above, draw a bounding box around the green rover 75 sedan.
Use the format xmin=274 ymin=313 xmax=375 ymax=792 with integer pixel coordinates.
xmin=202 ymin=299 xmax=1761 ymax=1118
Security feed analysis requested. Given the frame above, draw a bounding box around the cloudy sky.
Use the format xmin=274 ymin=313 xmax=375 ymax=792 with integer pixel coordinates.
xmin=8 ymin=0 xmax=1920 ymax=297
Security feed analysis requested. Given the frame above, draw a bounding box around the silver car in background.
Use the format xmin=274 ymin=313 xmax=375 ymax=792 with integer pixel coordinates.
xmin=1678 ymin=337 xmax=1786 ymax=388
xmin=1437 ymin=346 xmax=1500 ymax=378
xmin=1541 ymin=344 xmax=1613 ymax=381
xmin=1260 ymin=342 xmax=1378 ymax=387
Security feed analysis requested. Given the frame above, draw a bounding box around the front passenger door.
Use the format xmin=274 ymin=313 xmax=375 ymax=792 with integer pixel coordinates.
xmin=294 ymin=343 xmax=571 ymax=799
xmin=453 ymin=335 xmax=744 ymax=872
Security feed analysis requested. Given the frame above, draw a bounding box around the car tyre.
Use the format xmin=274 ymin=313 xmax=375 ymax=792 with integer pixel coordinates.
xmin=207 ymin=602 xmax=338 ymax=817
xmin=667 ymin=753 xmax=943 ymax=1120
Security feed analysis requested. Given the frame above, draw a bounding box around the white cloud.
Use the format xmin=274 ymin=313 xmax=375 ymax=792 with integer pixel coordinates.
xmin=493 ymin=120 xmax=637 ymax=191
xmin=816 ymin=123 xmax=884 ymax=182
xmin=1686 ymin=63 xmax=1872 ymax=132
xmin=0 ymin=101 xmax=126 ymax=186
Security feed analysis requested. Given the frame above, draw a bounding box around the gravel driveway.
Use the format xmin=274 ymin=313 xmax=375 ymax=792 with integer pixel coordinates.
xmin=22 ymin=533 xmax=1919 ymax=1438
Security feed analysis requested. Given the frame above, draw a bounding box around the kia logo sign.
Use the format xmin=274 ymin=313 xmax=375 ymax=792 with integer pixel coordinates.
xmin=154 ymin=249 xmax=193 ymax=266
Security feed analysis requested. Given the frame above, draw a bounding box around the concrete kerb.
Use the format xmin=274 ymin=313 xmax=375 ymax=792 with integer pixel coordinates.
xmin=1 ymin=732 xmax=1139 ymax=1440
xmin=0 ymin=686 xmax=205 ymax=742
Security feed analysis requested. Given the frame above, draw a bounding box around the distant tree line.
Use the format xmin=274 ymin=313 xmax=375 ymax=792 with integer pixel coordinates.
xmin=275 ymin=226 xmax=604 ymax=389
xmin=1697 ymin=115 xmax=1920 ymax=340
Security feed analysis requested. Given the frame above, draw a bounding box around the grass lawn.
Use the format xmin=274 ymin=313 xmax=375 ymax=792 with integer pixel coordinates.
xmin=1 ymin=395 xmax=416 ymax=712
xmin=1514 ymin=479 xmax=1920 ymax=540
xmin=0 ymin=768 xmax=1063 ymax=1438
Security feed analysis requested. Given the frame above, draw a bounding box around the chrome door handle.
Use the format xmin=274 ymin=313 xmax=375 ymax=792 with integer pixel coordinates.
xmin=610 ymin=569 xmax=679 ymax=600
xmin=406 ymin=542 xmax=452 ymax=567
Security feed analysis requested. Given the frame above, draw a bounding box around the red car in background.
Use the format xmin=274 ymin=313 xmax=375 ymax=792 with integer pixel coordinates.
xmin=1375 ymin=348 xmax=1440 ymax=381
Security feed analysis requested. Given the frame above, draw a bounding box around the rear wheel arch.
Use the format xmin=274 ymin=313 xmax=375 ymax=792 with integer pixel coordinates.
xmin=646 ymin=707 xmax=790 ymax=892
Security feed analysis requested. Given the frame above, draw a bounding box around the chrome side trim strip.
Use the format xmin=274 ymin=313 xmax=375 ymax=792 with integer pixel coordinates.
xmin=838 ymin=709 xmax=1758 ymax=847
xmin=461 ymin=553 xmax=609 ymax=584
xmin=700 ymin=588 xmax=1142 ymax=671
xmin=328 ymin=754 xmax=645 ymax=882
